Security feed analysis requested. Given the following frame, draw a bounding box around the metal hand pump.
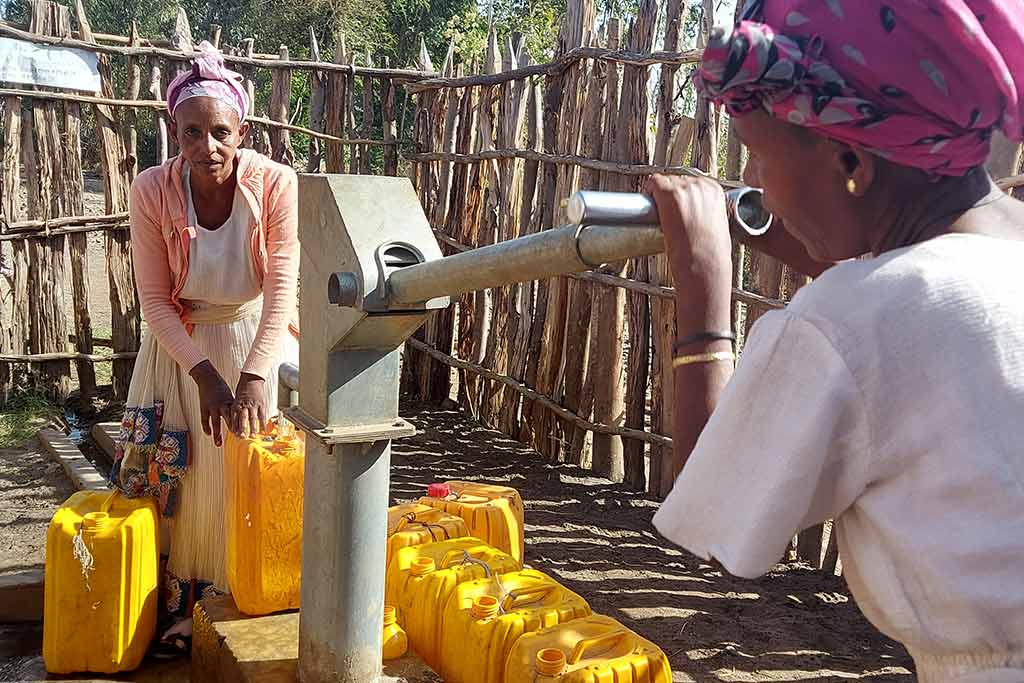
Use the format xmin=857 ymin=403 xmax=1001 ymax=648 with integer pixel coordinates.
xmin=284 ymin=175 xmax=770 ymax=683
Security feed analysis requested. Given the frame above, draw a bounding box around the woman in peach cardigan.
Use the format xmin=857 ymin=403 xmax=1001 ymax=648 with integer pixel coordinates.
xmin=110 ymin=42 xmax=299 ymax=655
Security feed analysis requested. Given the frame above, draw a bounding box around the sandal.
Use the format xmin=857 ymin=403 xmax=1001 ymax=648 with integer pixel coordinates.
xmin=151 ymin=633 xmax=191 ymax=659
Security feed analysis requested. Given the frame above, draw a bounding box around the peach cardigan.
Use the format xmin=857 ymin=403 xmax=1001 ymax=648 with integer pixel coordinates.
xmin=128 ymin=149 xmax=299 ymax=380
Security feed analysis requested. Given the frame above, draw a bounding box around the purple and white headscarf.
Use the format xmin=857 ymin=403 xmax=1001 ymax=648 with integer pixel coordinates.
xmin=166 ymin=41 xmax=250 ymax=122
xmin=695 ymin=0 xmax=1024 ymax=176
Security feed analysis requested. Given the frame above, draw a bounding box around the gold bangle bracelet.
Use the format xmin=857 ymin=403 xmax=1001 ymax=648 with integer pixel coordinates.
xmin=672 ymin=350 xmax=736 ymax=368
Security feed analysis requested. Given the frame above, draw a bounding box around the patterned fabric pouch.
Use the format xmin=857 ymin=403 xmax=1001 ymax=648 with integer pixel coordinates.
xmin=109 ymin=346 xmax=191 ymax=517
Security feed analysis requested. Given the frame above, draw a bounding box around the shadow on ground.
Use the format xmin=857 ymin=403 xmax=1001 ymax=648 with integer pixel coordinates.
xmin=391 ymin=401 xmax=913 ymax=683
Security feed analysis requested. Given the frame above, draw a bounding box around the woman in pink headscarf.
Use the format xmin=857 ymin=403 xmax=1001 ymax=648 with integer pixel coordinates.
xmin=110 ymin=42 xmax=299 ymax=655
xmin=650 ymin=1 xmax=1024 ymax=678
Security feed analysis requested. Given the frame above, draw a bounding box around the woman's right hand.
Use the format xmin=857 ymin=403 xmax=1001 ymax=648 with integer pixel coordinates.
xmin=189 ymin=360 xmax=234 ymax=447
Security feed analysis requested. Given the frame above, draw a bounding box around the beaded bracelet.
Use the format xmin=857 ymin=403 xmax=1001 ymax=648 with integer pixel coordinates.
xmin=672 ymin=331 xmax=736 ymax=356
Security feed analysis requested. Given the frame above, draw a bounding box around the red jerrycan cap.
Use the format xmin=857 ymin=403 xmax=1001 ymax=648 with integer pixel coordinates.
xmin=427 ymin=483 xmax=451 ymax=498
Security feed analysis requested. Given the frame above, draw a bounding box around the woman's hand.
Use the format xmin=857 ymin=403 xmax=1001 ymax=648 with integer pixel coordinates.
xmin=232 ymin=373 xmax=267 ymax=438
xmin=645 ymin=175 xmax=733 ymax=293
xmin=189 ymin=361 xmax=235 ymax=447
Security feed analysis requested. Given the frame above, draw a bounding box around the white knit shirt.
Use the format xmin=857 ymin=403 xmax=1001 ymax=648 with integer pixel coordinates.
xmin=654 ymin=234 xmax=1024 ymax=682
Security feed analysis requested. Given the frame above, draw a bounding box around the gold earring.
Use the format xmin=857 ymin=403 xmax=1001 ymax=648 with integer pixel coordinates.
xmin=846 ymin=178 xmax=857 ymax=195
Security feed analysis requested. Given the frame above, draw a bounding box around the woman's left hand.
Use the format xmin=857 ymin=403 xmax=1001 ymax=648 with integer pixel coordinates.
xmin=232 ymin=373 xmax=267 ymax=438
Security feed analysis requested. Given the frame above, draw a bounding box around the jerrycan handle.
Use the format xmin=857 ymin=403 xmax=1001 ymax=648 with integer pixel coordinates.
xmin=568 ymin=630 xmax=629 ymax=665
xmin=440 ymin=547 xmax=491 ymax=570
xmin=393 ymin=512 xmax=418 ymax=534
xmin=501 ymin=584 xmax=557 ymax=611
xmin=99 ymin=489 xmax=120 ymax=513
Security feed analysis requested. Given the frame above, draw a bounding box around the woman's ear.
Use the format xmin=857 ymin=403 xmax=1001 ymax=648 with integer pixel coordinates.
xmin=239 ymin=121 xmax=251 ymax=142
xmin=831 ymin=142 xmax=877 ymax=197
xmin=169 ymin=118 xmax=178 ymax=141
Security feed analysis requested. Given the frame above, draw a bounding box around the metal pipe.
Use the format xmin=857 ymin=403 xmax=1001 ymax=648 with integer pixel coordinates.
xmin=567 ymin=187 xmax=773 ymax=236
xmin=278 ymin=361 xmax=300 ymax=414
xmin=388 ymin=223 xmax=663 ymax=305
xmin=299 ymin=438 xmax=392 ymax=683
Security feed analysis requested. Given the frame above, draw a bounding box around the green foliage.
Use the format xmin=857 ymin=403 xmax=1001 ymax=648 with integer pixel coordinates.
xmin=442 ymin=0 xmax=562 ymax=62
xmin=0 ymin=392 xmax=60 ymax=449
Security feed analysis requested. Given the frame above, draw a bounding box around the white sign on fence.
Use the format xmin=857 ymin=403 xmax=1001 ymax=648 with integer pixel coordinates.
xmin=0 ymin=37 xmax=101 ymax=92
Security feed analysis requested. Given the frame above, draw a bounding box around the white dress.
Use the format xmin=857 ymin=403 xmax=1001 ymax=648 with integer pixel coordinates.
xmin=653 ymin=234 xmax=1024 ymax=682
xmin=119 ymin=163 xmax=298 ymax=617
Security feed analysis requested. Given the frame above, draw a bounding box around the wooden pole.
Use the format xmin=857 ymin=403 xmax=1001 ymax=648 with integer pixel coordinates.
xmin=269 ymin=45 xmax=295 ymax=165
xmin=360 ymin=49 xmax=375 ymax=174
xmin=561 ymin=46 xmax=606 ymax=466
xmin=26 ymin=0 xmax=71 ymax=401
xmin=520 ymin=1 xmax=590 ymax=450
xmin=620 ymin=0 xmax=658 ymax=488
xmin=123 ymin=21 xmax=141 ymax=180
xmin=444 ymin=77 xmax=479 ymax=410
xmin=381 ymin=61 xmax=399 ymax=176
xmin=325 ymin=34 xmax=347 ymax=172
xmin=148 ymin=62 xmax=168 ymax=162
xmin=589 ymin=17 xmax=627 ymax=478
xmin=61 ymin=26 xmax=96 ymax=404
xmin=424 ymin=90 xmax=460 ymax=401
xmin=647 ymin=0 xmax=689 ymax=495
xmin=477 ymin=30 xmax=517 ymax=427
xmin=307 ymin=28 xmax=326 ymax=173
xmin=0 ymin=97 xmax=23 ymax=403
xmin=346 ymin=47 xmax=360 ymax=174
xmin=208 ymin=23 xmax=221 ymax=49
xmin=76 ymin=0 xmax=138 ymax=399
xmin=500 ymin=73 xmax=542 ymax=436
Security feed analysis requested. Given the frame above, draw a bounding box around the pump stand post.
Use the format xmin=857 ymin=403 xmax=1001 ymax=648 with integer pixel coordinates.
xmin=294 ymin=349 xmax=413 ymax=683
xmin=290 ymin=176 xmax=447 ymax=683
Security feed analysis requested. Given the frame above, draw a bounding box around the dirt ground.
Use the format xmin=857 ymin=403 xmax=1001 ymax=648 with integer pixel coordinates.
xmin=0 ymin=399 xmax=913 ymax=681
xmin=0 ymin=440 xmax=75 ymax=575
xmin=388 ymin=401 xmax=914 ymax=682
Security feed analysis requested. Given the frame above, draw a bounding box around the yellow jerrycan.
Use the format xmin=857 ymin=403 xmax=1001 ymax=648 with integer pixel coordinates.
xmin=504 ymin=615 xmax=672 ymax=683
xmin=43 ymin=490 xmax=159 ymax=674
xmin=419 ymin=481 xmax=525 ymax=563
xmin=386 ymin=502 xmax=469 ymax=568
xmin=386 ymin=537 xmax=520 ymax=670
xmin=382 ymin=605 xmax=409 ymax=660
xmin=225 ymin=420 xmax=305 ymax=615
xmin=438 ymin=568 xmax=592 ymax=683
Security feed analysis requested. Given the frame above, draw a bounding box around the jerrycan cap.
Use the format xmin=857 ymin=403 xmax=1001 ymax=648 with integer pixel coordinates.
xmin=471 ymin=595 xmax=500 ymax=619
xmin=383 ymin=605 xmax=398 ymax=626
xmin=81 ymin=511 xmax=110 ymax=532
xmin=427 ymin=482 xmax=451 ymax=498
xmin=410 ymin=557 xmax=436 ymax=576
xmin=535 ymin=648 xmax=567 ymax=676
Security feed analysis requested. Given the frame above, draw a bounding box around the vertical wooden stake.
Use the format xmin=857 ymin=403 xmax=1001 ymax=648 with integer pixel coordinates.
xmin=76 ymin=0 xmax=138 ymax=399
xmin=381 ymin=66 xmax=398 ymax=176
xmin=269 ymin=46 xmax=295 ymax=166
xmin=307 ymin=27 xmax=326 ymax=173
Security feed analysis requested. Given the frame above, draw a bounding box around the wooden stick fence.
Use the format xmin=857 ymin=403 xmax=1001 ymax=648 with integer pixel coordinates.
xmin=2 ymin=0 xmax=1021 ymax=572
xmin=0 ymin=0 xmax=405 ymax=407
xmin=398 ymin=0 xmax=1024 ymax=571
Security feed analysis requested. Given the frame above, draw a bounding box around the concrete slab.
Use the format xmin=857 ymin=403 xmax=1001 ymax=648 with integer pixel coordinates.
xmin=192 ymin=596 xmax=440 ymax=683
xmin=38 ymin=428 xmax=109 ymax=491
xmin=0 ymin=568 xmax=44 ymax=622
xmin=90 ymin=422 xmax=119 ymax=461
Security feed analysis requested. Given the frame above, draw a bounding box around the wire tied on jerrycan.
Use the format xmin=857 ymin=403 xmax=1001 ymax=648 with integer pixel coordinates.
xmin=394 ymin=511 xmax=453 ymax=543
xmin=458 ymin=550 xmax=509 ymax=613
xmin=71 ymin=490 xmax=119 ymax=592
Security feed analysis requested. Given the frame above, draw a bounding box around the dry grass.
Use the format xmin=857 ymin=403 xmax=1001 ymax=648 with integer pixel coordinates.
xmin=0 ymin=392 xmax=60 ymax=449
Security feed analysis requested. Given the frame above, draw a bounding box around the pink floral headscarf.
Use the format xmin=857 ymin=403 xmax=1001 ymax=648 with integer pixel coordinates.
xmin=696 ymin=0 xmax=1024 ymax=176
xmin=166 ymin=41 xmax=250 ymax=122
